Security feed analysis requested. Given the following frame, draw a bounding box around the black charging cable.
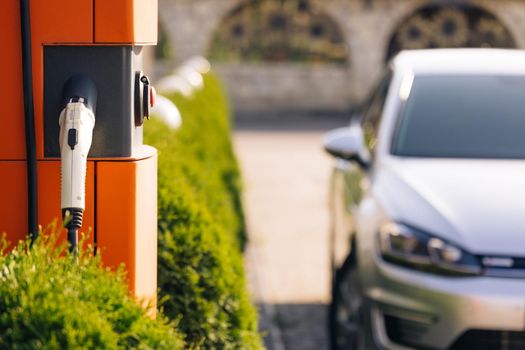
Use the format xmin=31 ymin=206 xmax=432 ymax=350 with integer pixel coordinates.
xmin=20 ymin=0 xmax=39 ymax=243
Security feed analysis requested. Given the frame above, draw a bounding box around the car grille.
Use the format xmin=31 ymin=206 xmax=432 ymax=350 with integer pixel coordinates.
xmin=509 ymin=257 xmax=525 ymax=269
xmin=384 ymin=314 xmax=432 ymax=349
xmin=482 ymin=256 xmax=525 ymax=278
xmin=450 ymin=330 xmax=525 ymax=350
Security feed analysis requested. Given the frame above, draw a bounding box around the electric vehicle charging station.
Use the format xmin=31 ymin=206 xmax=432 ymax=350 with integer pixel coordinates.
xmin=1 ymin=0 xmax=159 ymax=307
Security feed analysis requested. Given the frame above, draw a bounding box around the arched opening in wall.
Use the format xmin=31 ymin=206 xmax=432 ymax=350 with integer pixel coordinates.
xmin=386 ymin=4 xmax=516 ymax=62
xmin=208 ymin=0 xmax=349 ymax=65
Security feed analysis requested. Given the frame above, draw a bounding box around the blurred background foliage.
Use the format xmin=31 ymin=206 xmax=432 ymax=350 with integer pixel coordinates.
xmin=156 ymin=21 xmax=172 ymax=60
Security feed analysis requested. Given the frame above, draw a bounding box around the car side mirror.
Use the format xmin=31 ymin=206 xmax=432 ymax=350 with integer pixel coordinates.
xmin=323 ymin=126 xmax=370 ymax=168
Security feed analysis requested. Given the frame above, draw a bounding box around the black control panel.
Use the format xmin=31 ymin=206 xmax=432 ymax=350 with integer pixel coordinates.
xmin=44 ymin=46 xmax=145 ymax=158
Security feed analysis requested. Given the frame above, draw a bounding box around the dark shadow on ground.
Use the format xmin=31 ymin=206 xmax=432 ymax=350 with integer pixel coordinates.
xmin=235 ymin=111 xmax=350 ymax=133
xmin=258 ymin=303 xmax=329 ymax=350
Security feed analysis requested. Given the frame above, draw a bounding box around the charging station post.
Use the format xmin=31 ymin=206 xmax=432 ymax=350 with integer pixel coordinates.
xmin=0 ymin=0 xmax=159 ymax=309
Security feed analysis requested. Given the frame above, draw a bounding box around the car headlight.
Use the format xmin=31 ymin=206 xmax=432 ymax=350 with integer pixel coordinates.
xmin=378 ymin=222 xmax=482 ymax=276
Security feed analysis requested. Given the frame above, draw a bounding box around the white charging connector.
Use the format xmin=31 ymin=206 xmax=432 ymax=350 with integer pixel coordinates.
xmin=59 ymin=75 xmax=96 ymax=251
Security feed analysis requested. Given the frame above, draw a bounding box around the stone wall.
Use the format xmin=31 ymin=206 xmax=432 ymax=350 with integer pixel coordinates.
xmin=159 ymin=0 xmax=525 ymax=113
xmin=215 ymin=64 xmax=353 ymax=113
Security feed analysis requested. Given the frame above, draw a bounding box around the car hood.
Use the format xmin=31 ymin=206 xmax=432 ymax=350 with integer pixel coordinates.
xmin=374 ymin=158 xmax=525 ymax=256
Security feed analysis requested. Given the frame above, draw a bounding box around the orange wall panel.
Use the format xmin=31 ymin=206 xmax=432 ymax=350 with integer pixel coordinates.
xmin=31 ymin=0 xmax=93 ymax=45
xmin=96 ymin=149 xmax=157 ymax=305
xmin=1 ymin=1 xmax=29 ymax=159
xmin=95 ymin=0 xmax=157 ymax=44
xmin=96 ymin=161 xmax=137 ymax=279
xmin=0 ymin=162 xmax=28 ymax=245
xmin=133 ymin=0 xmax=158 ymax=44
xmin=133 ymin=152 xmax=157 ymax=307
xmin=31 ymin=0 xmax=93 ymax=159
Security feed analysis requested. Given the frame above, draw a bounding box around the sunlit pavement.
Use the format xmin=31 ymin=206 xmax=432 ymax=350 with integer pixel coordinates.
xmin=234 ymin=114 xmax=347 ymax=350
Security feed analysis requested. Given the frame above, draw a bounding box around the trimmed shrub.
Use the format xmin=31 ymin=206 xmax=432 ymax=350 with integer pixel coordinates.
xmin=0 ymin=232 xmax=184 ymax=349
xmin=145 ymin=73 xmax=262 ymax=349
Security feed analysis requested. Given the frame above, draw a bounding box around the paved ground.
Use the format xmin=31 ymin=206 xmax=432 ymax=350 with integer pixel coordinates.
xmin=234 ymin=114 xmax=348 ymax=350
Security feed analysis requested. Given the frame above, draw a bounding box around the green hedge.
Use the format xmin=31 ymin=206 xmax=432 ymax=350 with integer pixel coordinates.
xmin=145 ymin=73 xmax=262 ymax=349
xmin=0 ymin=232 xmax=183 ymax=349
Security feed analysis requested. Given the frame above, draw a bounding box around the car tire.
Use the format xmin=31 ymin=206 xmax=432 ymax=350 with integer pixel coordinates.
xmin=329 ymin=248 xmax=365 ymax=350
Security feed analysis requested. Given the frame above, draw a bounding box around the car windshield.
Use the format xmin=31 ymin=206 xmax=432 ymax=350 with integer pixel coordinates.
xmin=392 ymin=75 xmax=525 ymax=159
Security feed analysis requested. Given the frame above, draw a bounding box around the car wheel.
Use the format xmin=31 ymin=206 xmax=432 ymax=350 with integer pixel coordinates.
xmin=329 ymin=249 xmax=364 ymax=350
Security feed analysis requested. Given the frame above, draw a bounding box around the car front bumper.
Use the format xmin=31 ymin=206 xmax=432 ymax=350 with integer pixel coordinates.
xmin=365 ymin=256 xmax=525 ymax=349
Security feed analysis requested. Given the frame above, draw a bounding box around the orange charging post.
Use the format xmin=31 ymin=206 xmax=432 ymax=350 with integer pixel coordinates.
xmin=0 ymin=0 xmax=159 ymax=308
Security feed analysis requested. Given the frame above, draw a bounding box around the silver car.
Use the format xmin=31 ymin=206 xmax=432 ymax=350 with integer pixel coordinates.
xmin=324 ymin=49 xmax=525 ymax=350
